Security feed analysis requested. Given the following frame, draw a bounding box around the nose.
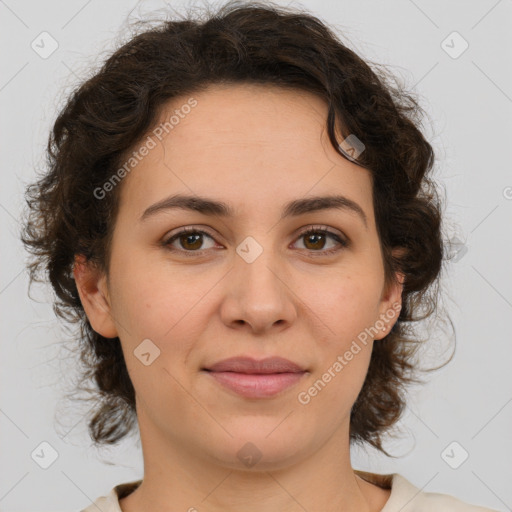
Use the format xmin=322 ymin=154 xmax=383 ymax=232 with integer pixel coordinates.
xmin=219 ymin=245 xmax=297 ymax=335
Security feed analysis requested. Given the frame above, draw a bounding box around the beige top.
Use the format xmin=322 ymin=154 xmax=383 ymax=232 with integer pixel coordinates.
xmin=80 ymin=470 xmax=499 ymax=511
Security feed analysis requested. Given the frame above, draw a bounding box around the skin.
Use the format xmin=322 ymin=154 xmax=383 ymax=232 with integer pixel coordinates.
xmin=74 ymin=83 xmax=403 ymax=512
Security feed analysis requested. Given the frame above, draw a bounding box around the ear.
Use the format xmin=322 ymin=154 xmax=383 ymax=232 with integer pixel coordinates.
xmin=73 ymin=254 xmax=118 ymax=338
xmin=374 ymin=250 xmax=405 ymax=340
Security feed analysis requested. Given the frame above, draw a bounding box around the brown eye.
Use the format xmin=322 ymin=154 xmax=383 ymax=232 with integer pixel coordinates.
xmin=294 ymin=227 xmax=349 ymax=255
xmin=162 ymin=225 xmax=348 ymax=258
xmin=163 ymin=228 xmax=216 ymax=254
xmin=176 ymin=232 xmax=204 ymax=250
xmin=303 ymin=231 xmax=327 ymax=250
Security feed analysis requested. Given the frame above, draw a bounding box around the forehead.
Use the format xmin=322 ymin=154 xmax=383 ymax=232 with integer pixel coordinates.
xmin=116 ymin=83 xmax=373 ymax=224
xmin=152 ymin=83 xmax=332 ymax=153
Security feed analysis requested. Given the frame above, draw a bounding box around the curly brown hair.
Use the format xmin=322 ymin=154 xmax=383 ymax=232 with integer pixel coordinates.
xmin=21 ymin=0 xmax=453 ymax=456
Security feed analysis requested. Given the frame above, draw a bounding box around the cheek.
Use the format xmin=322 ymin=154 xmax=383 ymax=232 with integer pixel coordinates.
xmin=305 ymin=272 xmax=383 ymax=340
xmin=108 ymin=260 xmax=217 ymax=383
xmin=300 ymin=280 xmax=379 ymax=408
xmin=301 ymin=290 xmax=377 ymax=416
xmin=295 ymin=336 xmax=372 ymax=436
xmin=108 ymin=247 xmax=197 ymax=335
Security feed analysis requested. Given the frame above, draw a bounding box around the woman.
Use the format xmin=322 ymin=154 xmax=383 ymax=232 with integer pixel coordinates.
xmin=21 ymin=1 xmax=498 ymax=511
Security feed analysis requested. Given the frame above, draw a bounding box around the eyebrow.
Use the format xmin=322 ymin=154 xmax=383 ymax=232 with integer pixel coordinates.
xmin=140 ymin=193 xmax=368 ymax=228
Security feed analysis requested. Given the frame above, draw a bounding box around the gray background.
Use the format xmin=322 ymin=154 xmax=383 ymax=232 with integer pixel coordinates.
xmin=1 ymin=0 xmax=511 ymax=511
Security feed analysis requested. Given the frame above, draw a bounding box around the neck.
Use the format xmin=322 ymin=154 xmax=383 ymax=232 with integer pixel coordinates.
xmin=119 ymin=415 xmax=387 ymax=512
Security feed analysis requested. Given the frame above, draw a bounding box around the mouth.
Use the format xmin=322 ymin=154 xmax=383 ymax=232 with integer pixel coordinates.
xmin=202 ymin=356 xmax=308 ymax=399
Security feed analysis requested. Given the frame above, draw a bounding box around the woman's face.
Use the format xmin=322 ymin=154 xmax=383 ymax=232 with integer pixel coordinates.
xmin=76 ymin=83 xmax=402 ymax=470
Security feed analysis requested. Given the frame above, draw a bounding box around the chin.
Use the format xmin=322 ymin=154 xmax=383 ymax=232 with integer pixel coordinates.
xmin=200 ymin=418 xmax=313 ymax=471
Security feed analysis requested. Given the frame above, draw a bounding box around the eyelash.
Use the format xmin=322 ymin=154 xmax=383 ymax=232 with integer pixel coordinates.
xmin=162 ymin=225 xmax=349 ymax=257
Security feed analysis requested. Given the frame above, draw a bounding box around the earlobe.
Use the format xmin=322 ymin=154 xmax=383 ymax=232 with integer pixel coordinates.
xmin=73 ymin=254 xmax=118 ymax=338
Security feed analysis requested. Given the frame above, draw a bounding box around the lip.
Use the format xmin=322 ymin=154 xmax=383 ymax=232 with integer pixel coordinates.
xmin=205 ymin=356 xmax=306 ymax=374
xmin=203 ymin=356 xmax=308 ymax=398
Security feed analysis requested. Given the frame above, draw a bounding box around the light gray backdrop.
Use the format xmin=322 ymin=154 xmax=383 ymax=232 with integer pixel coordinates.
xmin=1 ymin=0 xmax=511 ymax=511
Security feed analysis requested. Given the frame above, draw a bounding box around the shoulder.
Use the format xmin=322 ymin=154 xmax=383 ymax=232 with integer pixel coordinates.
xmin=79 ymin=480 xmax=142 ymax=512
xmin=376 ymin=472 xmax=499 ymax=512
